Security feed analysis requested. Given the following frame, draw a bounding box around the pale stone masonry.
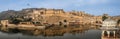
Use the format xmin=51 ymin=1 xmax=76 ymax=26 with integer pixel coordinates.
xmin=21 ymin=8 xmax=103 ymax=25
xmin=0 ymin=8 xmax=103 ymax=25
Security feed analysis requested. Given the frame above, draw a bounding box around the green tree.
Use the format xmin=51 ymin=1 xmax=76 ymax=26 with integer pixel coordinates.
xmin=24 ymin=18 xmax=32 ymax=22
xmin=102 ymin=16 xmax=108 ymax=21
xmin=117 ymin=19 xmax=120 ymax=25
xmin=12 ymin=18 xmax=24 ymax=24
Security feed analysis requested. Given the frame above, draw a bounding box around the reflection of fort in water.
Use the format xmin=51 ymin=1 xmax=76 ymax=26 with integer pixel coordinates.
xmin=101 ymin=30 xmax=120 ymax=39
xmin=0 ymin=25 xmax=92 ymax=36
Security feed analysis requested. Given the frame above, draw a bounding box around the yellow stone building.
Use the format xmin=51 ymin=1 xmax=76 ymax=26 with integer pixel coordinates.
xmin=19 ymin=8 xmax=103 ymax=25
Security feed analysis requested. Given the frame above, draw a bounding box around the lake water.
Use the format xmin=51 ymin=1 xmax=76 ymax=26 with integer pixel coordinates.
xmin=0 ymin=29 xmax=102 ymax=39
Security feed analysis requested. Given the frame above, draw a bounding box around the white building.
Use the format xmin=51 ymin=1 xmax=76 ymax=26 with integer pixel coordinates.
xmin=102 ymin=19 xmax=117 ymax=29
xmin=101 ymin=19 xmax=119 ymax=38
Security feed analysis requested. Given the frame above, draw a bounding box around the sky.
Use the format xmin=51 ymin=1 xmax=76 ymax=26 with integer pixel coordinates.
xmin=0 ymin=0 xmax=120 ymax=16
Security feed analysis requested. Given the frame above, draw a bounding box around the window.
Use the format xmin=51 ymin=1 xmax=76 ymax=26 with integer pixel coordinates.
xmin=40 ymin=12 xmax=44 ymax=14
xmin=64 ymin=20 xmax=67 ymax=22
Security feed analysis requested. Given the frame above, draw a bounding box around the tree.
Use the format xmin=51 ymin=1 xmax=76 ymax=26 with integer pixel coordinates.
xmin=24 ymin=18 xmax=32 ymax=22
xmin=12 ymin=18 xmax=24 ymax=24
xmin=102 ymin=16 xmax=108 ymax=21
xmin=117 ymin=19 xmax=120 ymax=25
xmin=102 ymin=13 xmax=109 ymax=21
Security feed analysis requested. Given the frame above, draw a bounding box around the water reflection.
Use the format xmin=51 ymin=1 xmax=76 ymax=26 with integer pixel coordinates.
xmin=0 ymin=25 xmax=90 ymax=36
xmin=0 ymin=25 xmax=119 ymax=39
xmin=101 ymin=30 xmax=120 ymax=39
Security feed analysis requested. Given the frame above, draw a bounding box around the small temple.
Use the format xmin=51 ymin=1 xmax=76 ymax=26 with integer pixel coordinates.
xmin=101 ymin=18 xmax=120 ymax=39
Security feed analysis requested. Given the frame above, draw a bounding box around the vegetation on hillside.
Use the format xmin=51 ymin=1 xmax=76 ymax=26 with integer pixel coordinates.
xmin=102 ymin=15 xmax=108 ymax=21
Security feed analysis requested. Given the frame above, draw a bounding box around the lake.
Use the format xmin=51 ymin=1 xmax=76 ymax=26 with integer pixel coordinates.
xmin=0 ymin=25 xmax=119 ymax=39
xmin=0 ymin=29 xmax=102 ymax=39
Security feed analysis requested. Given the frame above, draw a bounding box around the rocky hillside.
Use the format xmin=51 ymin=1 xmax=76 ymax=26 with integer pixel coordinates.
xmin=0 ymin=10 xmax=17 ymax=20
xmin=0 ymin=8 xmax=92 ymax=20
xmin=0 ymin=9 xmax=30 ymax=20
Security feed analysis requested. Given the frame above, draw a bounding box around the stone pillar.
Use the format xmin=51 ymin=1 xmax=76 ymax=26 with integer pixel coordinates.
xmin=102 ymin=30 xmax=105 ymax=36
xmin=107 ymin=31 xmax=110 ymax=37
xmin=113 ymin=31 xmax=116 ymax=37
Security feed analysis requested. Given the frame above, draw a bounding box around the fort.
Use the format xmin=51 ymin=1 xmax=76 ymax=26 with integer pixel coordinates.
xmin=21 ymin=8 xmax=102 ymax=25
xmin=0 ymin=8 xmax=120 ymax=32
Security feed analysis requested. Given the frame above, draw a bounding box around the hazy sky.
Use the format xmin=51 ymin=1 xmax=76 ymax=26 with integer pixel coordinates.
xmin=0 ymin=0 xmax=120 ymax=16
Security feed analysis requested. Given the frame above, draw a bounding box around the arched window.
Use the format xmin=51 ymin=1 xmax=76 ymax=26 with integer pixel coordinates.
xmin=40 ymin=12 xmax=44 ymax=14
xmin=64 ymin=20 xmax=67 ymax=22
xmin=96 ymin=21 xmax=98 ymax=23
